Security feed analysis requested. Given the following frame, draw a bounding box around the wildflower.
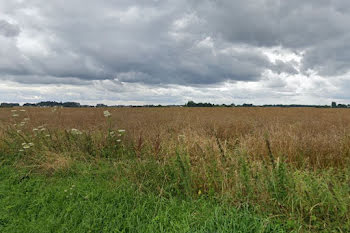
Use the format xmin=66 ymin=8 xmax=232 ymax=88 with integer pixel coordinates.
xmin=118 ymin=134 xmax=122 ymax=137
xmin=17 ymin=130 xmax=22 ymax=133
xmin=40 ymin=128 xmax=46 ymax=131
xmin=109 ymin=131 xmax=115 ymax=136
xmin=116 ymin=139 xmax=121 ymax=142
xmin=198 ymin=190 xmax=202 ymax=195
xmin=19 ymin=109 xmax=26 ymax=112
xmin=23 ymin=145 xmax=30 ymax=149
xmin=64 ymin=189 xmax=67 ymax=192
xmin=19 ymin=149 xmax=24 ymax=152
xmin=118 ymin=129 xmax=125 ymax=133
xmin=12 ymin=114 xmax=19 ymax=117
xmin=22 ymin=143 xmax=27 ymax=146
xmin=103 ymin=110 xmax=111 ymax=117
xmin=45 ymin=134 xmax=50 ymax=137
xmin=11 ymin=110 xmax=17 ymax=112
xmin=28 ymin=143 xmax=34 ymax=147
xmin=24 ymin=118 xmax=30 ymax=121
xmin=33 ymin=128 xmax=38 ymax=131
xmin=71 ymin=128 xmax=82 ymax=135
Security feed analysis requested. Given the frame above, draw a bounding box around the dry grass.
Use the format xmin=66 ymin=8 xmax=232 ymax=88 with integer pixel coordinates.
xmin=1 ymin=107 xmax=350 ymax=169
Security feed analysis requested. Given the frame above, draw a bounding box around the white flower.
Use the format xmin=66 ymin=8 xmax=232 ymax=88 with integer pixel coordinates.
xmin=33 ymin=128 xmax=38 ymax=131
xmin=116 ymin=139 xmax=121 ymax=142
xmin=24 ymin=118 xmax=30 ymax=121
xmin=12 ymin=114 xmax=19 ymax=117
xmin=71 ymin=128 xmax=82 ymax=135
xmin=17 ymin=130 xmax=21 ymax=133
xmin=22 ymin=143 xmax=27 ymax=146
xmin=20 ymin=109 xmax=26 ymax=112
xmin=28 ymin=143 xmax=34 ymax=146
xmin=19 ymin=149 xmax=24 ymax=152
xmin=23 ymin=145 xmax=30 ymax=149
xmin=109 ymin=131 xmax=115 ymax=136
xmin=11 ymin=110 xmax=17 ymax=112
xmin=118 ymin=129 xmax=125 ymax=133
xmin=103 ymin=110 xmax=111 ymax=117
xmin=45 ymin=134 xmax=50 ymax=137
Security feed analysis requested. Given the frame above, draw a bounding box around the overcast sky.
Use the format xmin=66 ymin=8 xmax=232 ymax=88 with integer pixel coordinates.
xmin=1 ymin=0 xmax=350 ymax=105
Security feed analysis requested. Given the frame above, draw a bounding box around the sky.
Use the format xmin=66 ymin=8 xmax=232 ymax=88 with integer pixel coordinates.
xmin=1 ymin=0 xmax=350 ymax=105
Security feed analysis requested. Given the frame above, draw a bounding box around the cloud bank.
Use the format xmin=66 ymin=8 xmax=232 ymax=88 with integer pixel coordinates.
xmin=0 ymin=0 xmax=350 ymax=104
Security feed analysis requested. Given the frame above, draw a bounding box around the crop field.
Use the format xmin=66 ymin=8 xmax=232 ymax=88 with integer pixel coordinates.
xmin=1 ymin=107 xmax=350 ymax=232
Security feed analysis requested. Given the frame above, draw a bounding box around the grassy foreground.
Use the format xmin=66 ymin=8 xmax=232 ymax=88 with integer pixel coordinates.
xmin=1 ymin=107 xmax=350 ymax=232
xmin=0 ymin=163 xmax=286 ymax=233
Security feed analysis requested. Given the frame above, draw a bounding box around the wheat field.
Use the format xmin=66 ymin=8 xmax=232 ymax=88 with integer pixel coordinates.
xmin=1 ymin=107 xmax=350 ymax=168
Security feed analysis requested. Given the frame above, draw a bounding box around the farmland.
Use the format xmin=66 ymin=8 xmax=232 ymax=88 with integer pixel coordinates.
xmin=1 ymin=107 xmax=350 ymax=232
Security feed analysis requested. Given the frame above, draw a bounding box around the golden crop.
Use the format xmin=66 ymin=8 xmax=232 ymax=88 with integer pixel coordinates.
xmin=1 ymin=107 xmax=349 ymax=169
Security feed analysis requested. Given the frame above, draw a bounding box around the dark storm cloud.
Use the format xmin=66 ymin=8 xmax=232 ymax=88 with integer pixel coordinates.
xmin=0 ymin=0 xmax=350 ymax=86
xmin=0 ymin=20 xmax=20 ymax=37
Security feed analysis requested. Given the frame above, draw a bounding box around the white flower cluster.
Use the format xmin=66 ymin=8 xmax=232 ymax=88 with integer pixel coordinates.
xmin=103 ymin=110 xmax=111 ymax=118
xmin=11 ymin=109 xmax=26 ymax=117
xmin=20 ymin=142 xmax=34 ymax=151
xmin=71 ymin=128 xmax=83 ymax=135
xmin=109 ymin=129 xmax=126 ymax=142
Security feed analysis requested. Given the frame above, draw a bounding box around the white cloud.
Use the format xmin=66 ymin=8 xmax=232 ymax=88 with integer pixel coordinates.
xmin=0 ymin=0 xmax=350 ymax=105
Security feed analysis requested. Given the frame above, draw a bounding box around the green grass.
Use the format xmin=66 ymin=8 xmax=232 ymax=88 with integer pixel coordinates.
xmin=1 ymin=124 xmax=350 ymax=232
xmin=0 ymin=164 xmax=287 ymax=233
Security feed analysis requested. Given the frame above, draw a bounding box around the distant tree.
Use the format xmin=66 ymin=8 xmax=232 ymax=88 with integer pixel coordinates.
xmin=37 ymin=101 xmax=61 ymax=107
xmin=185 ymin=101 xmax=196 ymax=107
xmin=23 ymin=103 xmax=37 ymax=107
xmin=62 ymin=102 xmax=80 ymax=107
xmin=337 ymin=103 xmax=347 ymax=108
xmin=332 ymin=102 xmax=337 ymax=108
xmin=0 ymin=103 xmax=19 ymax=107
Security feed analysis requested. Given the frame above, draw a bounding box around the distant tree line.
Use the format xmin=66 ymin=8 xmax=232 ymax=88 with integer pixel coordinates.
xmin=1 ymin=101 xmax=350 ymax=108
xmin=185 ymin=101 xmax=235 ymax=107
xmin=184 ymin=101 xmax=350 ymax=108
xmin=22 ymin=101 xmax=82 ymax=107
xmin=0 ymin=103 xmax=20 ymax=107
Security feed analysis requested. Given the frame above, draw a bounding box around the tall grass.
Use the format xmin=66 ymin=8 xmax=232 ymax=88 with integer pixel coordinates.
xmin=0 ymin=107 xmax=350 ymax=231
